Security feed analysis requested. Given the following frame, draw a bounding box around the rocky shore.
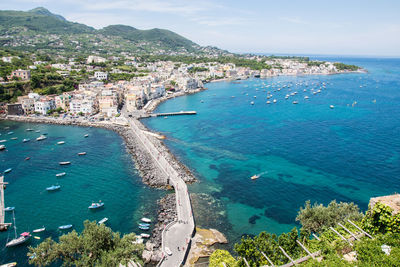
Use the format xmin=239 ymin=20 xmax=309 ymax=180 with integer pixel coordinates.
xmin=143 ymin=193 xmax=177 ymax=264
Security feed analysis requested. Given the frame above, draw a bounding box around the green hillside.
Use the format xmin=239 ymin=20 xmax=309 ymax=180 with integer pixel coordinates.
xmin=0 ymin=7 xmax=211 ymax=55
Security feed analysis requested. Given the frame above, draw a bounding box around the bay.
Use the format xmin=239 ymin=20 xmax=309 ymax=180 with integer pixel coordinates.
xmin=143 ymin=57 xmax=400 ymax=245
xmin=0 ymin=122 xmax=163 ymax=265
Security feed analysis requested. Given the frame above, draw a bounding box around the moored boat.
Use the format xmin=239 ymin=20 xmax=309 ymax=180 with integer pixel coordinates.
xmin=6 ymin=211 xmax=30 ymax=248
xmin=4 ymin=207 xmax=15 ymax=212
xmin=25 ymin=157 xmax=30 ymax=161
xmin=23 ymin=138 xmax=30 ymax=143
xmin=36 ymin=135 xmax=47 ymax=141
xmin=292 ymin=101 xmax=298 ymax=104
xmin=32 ymin=227 xmax=46 ymax=233
xmin=56 ymin=172 xmax=66 ymax=177
xmin=139 ymin=225 xmax=149 ymax=230
xmin=46 ymin=185 xmax=61 ymax=191
xmin=0 ymin=262 xmax=17 ymax=267
xmin=139 ymin=223 xmax=150 ymax=227
xmin=140 ymin=233 xmax=150 ymax=238
xmin=0 ymin=140 xmax=7 ymax=143
xmin=58 ymin=224 xmax=73 ymax=230
xmin=4 ymin=168 xmax=12 ymax=173
xmin=26 ymin=128 xmax=33 ymax=131
xmin=0 ymin=145 xmax=5 ymax=150
xmin=57 ymin=141 xmax=65 ymax=145
xmin=78 ymin=152 xmax=86 ymax=156
xmin=89 ymin=202 xmax=104 ymax=209
xmin=10 ymin=137 xmax=18 ymax=140
xmin=98 ymin=217 xmax=108 ymax=224
xmin=84 ymin=134 xmax=89 ymax=138
xmin=141 ymin=217 xmax=151 ymax=223
xmin=330 ymin=105 xmax=335 ymax=109
xmin=59 ymin=161 xmax=71 ymax=165
xmin=7 ymin=132 xmax=14 ymax=135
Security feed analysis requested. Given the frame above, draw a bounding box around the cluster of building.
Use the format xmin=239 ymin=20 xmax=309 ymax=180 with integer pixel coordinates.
xmin=2 ymin=54 xmax=353 ymax=117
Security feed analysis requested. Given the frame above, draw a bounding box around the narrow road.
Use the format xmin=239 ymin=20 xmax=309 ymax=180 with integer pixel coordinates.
xmin=122 ymin=111 xmax=195 ymax=267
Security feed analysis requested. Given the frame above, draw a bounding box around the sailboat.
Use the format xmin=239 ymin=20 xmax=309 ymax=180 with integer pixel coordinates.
xmin=6 ymin=211 xmax=31 ymax=247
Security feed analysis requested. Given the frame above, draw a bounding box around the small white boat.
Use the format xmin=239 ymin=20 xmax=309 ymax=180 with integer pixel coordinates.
xmin=6 ymin=232 xmax=31 ymax=247
xmin=10 ymin=137 xmax=18 ymax=140
xmin=46 ymin=185 xmax=61 ymax=191
xmin=23 ymin=138 xmax=30 ymax=143
xmin=36 ymin=135 xmax=47 ymax=141
xmin=89 ymin=202 xmax=104 ymax=209
xmin=78 ymin=152 xmax=86 ymax=156
xmin=140 ymin=233 xmax=150 ymax=238
xmin=4 ymin=207 xmax=15 ymax=212
xmin=59 ymin=224 xmax=73 ymax=230
xmin=0 ymin=140 xmax=7 ymax=143
xmin=35 ymin=130 xmax=40 ymax=133
xmin=98 ymin=217 xmax=109 ymax=224
xmin=141 ymin=217 xmax=151 ymax=223
xmin=59 ymin=161 xmax=71 ymax=165
xmin=56 ymin=172 xmax=66 ymax=177
xmin=292 ymin=101 xmax=298 ymax=104
xmin=273 ymin=99 xmax=277 ymax=103
xmin=26 ymin=128 xmax=33 ymax=131
xmin=0 ymin=145 xmax=5 ymax=150
xmin=250 ymin=101 xmax=254 ymax=105
xmin=330 ymin=105 xmax=335 ymax=109
xmin=304 ymin=96 xmax=309 ymax=99
xmin=84 ymin=134 xmax=89 ymax=138
xmin=251 ymin=174 xmax=260 ymax=180
xmin=4 ymin=168 xmax=12 ymax=173
xmin=7 ymin=132 xmax=14 ymax=135
xmin=33 ymin=227 xmax=46 ymax=233
xmin=57 ymin=141 xmax=65 ymax=145
xmin=266 ymin=101 xmax=271 ymax=104
xmin=1 ymin=262 xmax=17 ymax=266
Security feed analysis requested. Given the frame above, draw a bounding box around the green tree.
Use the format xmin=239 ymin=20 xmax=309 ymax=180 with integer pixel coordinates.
xmin=209 ymin=249 xmax=238 ymax=267
xmin=296 ymin=200 xmax=363 ymax=234
xmin=28 ymin=220 xmax=144 ymax=267
xmin=362 ymin=202 xmax=400 ymax=234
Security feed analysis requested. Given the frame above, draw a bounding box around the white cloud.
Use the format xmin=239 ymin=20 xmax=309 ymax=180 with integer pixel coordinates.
xmin=279 ymin=16 xmax=309 ymax=25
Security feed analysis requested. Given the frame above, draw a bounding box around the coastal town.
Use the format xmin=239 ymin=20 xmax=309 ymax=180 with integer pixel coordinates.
xmin=1 ymin=54 xmax=360 ymax=118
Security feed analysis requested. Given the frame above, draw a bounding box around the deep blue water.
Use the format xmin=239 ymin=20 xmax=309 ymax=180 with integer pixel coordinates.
xmin=0 ymin=122 xmax=163 ymax=265
xmin=143 ymin=57 xmax=400 ymax=244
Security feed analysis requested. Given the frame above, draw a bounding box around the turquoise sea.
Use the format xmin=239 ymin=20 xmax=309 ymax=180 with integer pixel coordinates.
xmin=0 ymin=123 xmax=163 ymax=265
xmin=143 ymin=57 xmax=400 ymax=245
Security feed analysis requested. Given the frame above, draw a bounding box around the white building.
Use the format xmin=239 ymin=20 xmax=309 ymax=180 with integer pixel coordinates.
xmin=94 ymin=72 xmax=108 ymax=80
xmin=87 ymin=56 xmax=106 ymax=64
xmin=34 ymin=98 xmax=56 ymax=115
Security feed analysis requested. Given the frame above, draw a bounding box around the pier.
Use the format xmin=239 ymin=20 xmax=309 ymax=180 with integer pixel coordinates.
xmin=122 ymin=113 xmax=195 ymax=267
xmin=152 ymin=111 xmax=197 ymax=117
xmin=0 ymin=176 xmax=11 ymax=231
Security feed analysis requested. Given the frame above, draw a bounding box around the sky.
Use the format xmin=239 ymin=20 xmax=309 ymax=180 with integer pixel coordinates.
xmin=1 ymin=0 xmax=400 ymax=57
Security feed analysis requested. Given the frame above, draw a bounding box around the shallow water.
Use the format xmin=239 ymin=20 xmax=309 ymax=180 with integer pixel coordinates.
xmin=0 ymin=122 xmax=163 ymax=265
xmin=143 ymin=57 xmax=400 ymax=244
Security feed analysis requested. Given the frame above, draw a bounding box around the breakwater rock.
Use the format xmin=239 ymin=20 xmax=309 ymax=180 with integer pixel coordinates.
xmin=143 ymin=193 xmax=177 ymax=264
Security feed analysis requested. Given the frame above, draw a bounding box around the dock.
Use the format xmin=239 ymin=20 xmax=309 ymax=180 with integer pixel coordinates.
xmin=152 ymin=111 xmax=196 ymax=117
xmin=0 ymin=176 xmax=11 ymax=231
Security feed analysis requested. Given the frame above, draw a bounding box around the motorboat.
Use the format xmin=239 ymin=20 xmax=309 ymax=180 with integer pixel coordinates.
xmin=98 ymin=218 xmax=108 ymax=224
xmin=4 ymin=168 xmax=12 ymax=173
xmin=57 ymin=141 xmax=65 ymax=145
xmin=36 ymin=135 xmax=47 ymax=141
xmin=32 ymin=227 xmax=46 ymax=233
xmin=10 ymin=137 xmax=17 ymax=140
xmin=250 ymin=101 xmax=254 ymax=105
xmin=25 ymin=157 xmax=30 ymax=161
xmin=59 ymin=161 xmax=71 ymax=165
xmin=78 ymin=152 xmax=86 ymax=156
xmin=140 ymin=233 xmax=150 ymax=238
xmin=26 ymin=128 xmax=33 ymax=131
xmin=4 ymin=207 xmax=15 ymax=212
xmin=0 ymin=145 xmax=5 ymax=150
xmin=59 ymin=224 xmax=73 ymax=230
xmin=56 ymin=172 xmax=66 ymax=177
xmin=84 ymin=134 xmax=89 ymax=138
xmin=139 ymin=223 xmax=150 ymax=227
xmin=23 ymin=138 xmax=30 ymax=143
xmin=141 ymin=218 xmax=151 ymax=223
xmin=251 ymin=174 xmax=260 ymax=180
xmin=35 ymin=130 xmax=40 ymax=133
xmin=7 ymin=132 xmax=14 ymax=135
xmin=1 ymin=262 xmax=17 ymax=266
xmin=139 ymin=225 xmax=149 ymax=230
xmin=304 ymin=96 xmax=309 ymax=99
xmin=330 ymin=105 xmax=335 ymax=109
xmin=88 ymin=202 xmax=104 ymax=209
xmin=0 ymin=140 xmax=7 ymax=143
xmin=46 ymin=185 xmax=61 ymax=191
xmin=292 ymin=101 xmax=299 ymax=104
xmin=266 ymin=101 xmax=271 ymax=104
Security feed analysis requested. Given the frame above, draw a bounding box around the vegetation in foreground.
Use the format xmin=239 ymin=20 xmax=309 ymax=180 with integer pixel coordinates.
xmin=28 ymin=220 xmax=144 ymax=267
xmin=209 ymin=200 xmax=400 ymax=266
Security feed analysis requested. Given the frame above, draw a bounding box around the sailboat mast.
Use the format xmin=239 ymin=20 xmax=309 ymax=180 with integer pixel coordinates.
xmin=12 ymin=210 xmax=17 ymax=238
